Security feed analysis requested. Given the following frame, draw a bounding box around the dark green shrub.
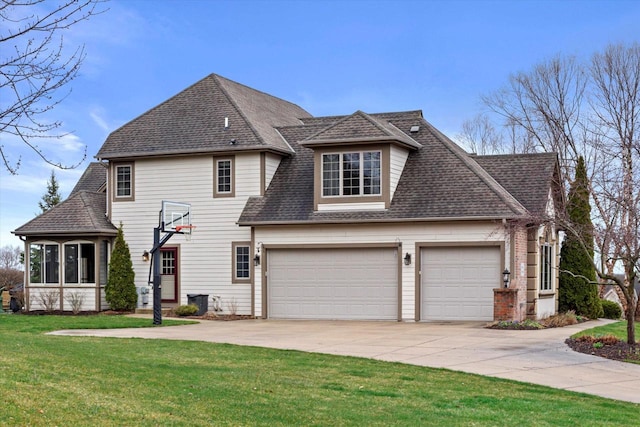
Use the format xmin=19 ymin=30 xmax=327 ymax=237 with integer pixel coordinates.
xmin=174 ymin=304 xmax=198 ymax=316
xmin=105 ymin=224 xmax=138 ymax=311
xmin=600 ymin=299 xmax=622 ymax=319
xmin=559 ymin=156 xmax=602 ymax=319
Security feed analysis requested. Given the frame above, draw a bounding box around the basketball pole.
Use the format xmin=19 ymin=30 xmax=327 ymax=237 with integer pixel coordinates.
xmin=150 ymin=226 xmax=177 ymax=325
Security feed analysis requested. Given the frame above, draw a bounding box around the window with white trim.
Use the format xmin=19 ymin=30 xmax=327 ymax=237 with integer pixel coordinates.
xmin=322 ymin=151 xmax=381 ymax=197
xmin=540 ymin=243 xmax=553 ymax=291
xmin=30 ymin=243 xmax=59 ymax=284
xmin=64 ymin=243 xmax=96 ymax=284
xmin=115 ymin=165 xmax=132 ymax=198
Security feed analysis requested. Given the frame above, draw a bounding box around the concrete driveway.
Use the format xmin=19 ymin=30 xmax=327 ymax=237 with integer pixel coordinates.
xmin=51 ymin=318 xmax=640 ymax=404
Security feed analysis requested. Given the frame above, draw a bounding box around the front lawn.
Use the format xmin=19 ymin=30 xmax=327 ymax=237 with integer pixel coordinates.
xmin=571 ymin=321 xmax=640 ymax=340
xmin=1 ymin=315 xmax=638 ymax=426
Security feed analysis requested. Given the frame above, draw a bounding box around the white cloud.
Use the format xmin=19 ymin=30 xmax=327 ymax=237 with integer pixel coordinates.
xmin=90 ymin=107 xmax=111 ymax=133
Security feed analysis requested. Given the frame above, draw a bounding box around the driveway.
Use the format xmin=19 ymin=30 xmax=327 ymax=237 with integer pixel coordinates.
xmin=51 ymin=318 xmax=640 ymax=404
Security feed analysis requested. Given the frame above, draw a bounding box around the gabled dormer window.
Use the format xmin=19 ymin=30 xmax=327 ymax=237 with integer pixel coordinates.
xmin=322 ymin=151 xmax=381 ymax=197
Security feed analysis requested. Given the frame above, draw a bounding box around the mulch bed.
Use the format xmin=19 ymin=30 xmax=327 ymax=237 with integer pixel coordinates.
xmin=565 ymin=338 xmax=640 ymax=363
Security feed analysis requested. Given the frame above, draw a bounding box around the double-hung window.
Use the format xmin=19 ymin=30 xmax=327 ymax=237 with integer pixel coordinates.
xmin=114 ymin=164 xmax=134 ymax=201
xmin=232 ymin=242 xmax=250 ymax=283
xmin=540 ymin=243 xmax=553 ymax=291
xmin=322 ymin=151 xmax=381 ymax=197
xmin=214 ymin=157 xmax=235 ymax=197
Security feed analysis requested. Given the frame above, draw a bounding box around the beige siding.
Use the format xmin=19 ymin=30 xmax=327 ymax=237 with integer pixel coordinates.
xmin=264 ymin=152 xmax=281 ymax=190
xmin=255 ymin=221 xmax=508 ymax=320
xmin=110 ymin=154 xmax=258 ymax=315
xmin=390 ymin=145 xmax=409 ymax=200
xmin=28 ymin=287 xmax=98 ymax=312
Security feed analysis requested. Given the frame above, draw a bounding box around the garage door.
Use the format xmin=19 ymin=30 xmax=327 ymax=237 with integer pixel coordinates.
xmin=267 ymin=248 xmax=398 ymax=320
xmin=421 ymin=246 xmax=500 ymax=321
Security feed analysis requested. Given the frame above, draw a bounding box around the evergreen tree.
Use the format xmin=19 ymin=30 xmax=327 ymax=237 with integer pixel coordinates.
xmin=558 ymin=156 xmax=602 ymax=318
xmin=105 ymin=224 xmax=138 ymax=311
xmin=38 ymin=170 xmax=62 ymax=213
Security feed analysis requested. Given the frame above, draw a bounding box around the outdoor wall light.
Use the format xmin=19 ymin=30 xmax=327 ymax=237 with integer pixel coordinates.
xmin=503 ymin=269 xmax=511 ymax=288
xmin=404 ymin=252 xmax=412 ymax=266
xmin=254 ymin=253 xmax=260 ymax=266
xmin=142 ymin=250 xmax=150 ymax=262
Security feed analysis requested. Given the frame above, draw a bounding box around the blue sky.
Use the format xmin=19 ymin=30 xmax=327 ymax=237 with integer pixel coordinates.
xmin=1 ymin=0 xmax=639 ymax=248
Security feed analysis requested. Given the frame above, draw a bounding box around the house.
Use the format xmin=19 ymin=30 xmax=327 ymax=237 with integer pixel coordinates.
xmin=13 ymin=74 xmax=564 ymax=321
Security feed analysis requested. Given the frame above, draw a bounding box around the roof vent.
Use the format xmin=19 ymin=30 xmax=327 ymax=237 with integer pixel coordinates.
xmin=224 ymin=117 xmax=229 ymax=128
xmin=410 ymin=125 xmax=420 ymax=133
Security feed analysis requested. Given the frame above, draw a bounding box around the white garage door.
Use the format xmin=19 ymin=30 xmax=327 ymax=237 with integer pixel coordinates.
xmin=267 ymin=248 xmax=398 ymax=320
xmin=421 ymin=246 xmax=500 ymax=321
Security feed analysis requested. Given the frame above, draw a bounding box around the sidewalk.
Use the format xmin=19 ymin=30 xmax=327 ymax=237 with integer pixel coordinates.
xmin=51 ymin=318 xmax=640 ymax=404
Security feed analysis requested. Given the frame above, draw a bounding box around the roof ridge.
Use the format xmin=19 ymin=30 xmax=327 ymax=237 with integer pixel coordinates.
xmin=212 ymin=74 xmax=267 ymax=147
xmin=78 ymin=191 xmax=105 ymax=229
xmin=213 ymin=74 xmax=309 ymax=113
xmin=421 ymin=118 xmax=529 ymax=217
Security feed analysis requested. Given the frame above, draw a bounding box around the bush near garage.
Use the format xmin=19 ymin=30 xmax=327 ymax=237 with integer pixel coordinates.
xmin=600 ymin=299 xmax=622 ymax=319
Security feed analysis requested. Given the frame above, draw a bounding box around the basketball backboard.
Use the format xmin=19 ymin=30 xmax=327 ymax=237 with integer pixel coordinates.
xmin=161 ymin=201 xmax=192 ymax=233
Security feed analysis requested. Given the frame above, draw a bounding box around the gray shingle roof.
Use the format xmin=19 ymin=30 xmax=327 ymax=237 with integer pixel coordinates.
xmin=13 ymin=191 xmax=117 ymax=237
xmin=238 ymin=111 xmax=543 ymax=225
xmin=475 ymin=153 xmax=562 ymax=217
xmin=300 ymin=110 xmax=421 ymax=149
xmin=70 ymin=162 xmax=107 ymax=195
xmin=96 ymin=74 xmax=312 ymax=160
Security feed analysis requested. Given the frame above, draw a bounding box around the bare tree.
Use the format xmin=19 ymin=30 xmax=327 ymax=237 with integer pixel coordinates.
xmin=0 ymin=245 xmax=22 ymax=270
xmin=0 ymin=244 xmax=23 ymax=289
xmin=480 ymin=44 xmax=639 ymax=343
xmin=0 ymin=0 xmax=106 ymax=174
xmin=589 ymin=43 xmax=640 ymax=341
xmin=456 ymin=114 xmax=504 ymax=155
xmin=482 ymin=55 xmax=588 ymax=173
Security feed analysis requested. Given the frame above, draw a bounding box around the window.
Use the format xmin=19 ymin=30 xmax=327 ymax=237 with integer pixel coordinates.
xmin=64 ymin=243 xmax=96 ymax=284
xmin=322 ymin=151 xmax=381 ymax=197
xmin=114 ymin=163 xmax=134 ymax=201
xmin=232 ymin=242 xmax=251 ymax=283
xmin=161 ymin=250 xmax=176 ymax=275
xmin=29 ymin=243 xmax=59 ymax=284
xmin=214 ymin=157 xmax=235 ymax=197
xmin=540 ymin=243 xmax=553 ymax=291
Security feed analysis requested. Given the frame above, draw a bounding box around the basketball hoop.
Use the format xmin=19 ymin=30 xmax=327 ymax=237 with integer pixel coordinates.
xmin=175 ymin=225 xmax=196 ymax=241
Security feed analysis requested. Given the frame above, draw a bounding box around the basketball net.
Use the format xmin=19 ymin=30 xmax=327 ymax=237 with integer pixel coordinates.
xmin=175 ymin=225 xmax=195 ymax=241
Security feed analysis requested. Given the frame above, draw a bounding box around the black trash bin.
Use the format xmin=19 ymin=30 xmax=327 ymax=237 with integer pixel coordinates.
xmin=187 ymin=294 xmax=209 ymax=316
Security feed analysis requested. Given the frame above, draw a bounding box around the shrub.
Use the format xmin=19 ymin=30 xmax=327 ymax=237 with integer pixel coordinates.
xmin=174 ymin=304 xmax=198 ymax=316
xmin=576 ymin=334 xmax=619 ymax=345
xmin=65 ymin=291 xmax=85 ymax=314
xmin=541 ymin=311 xmax=579 ymax=328
xmin=38 ymin=289 xmax=60 ymax=311
xmin=600 ymin=299 xmax=622 ymax=319
xmin=105 ymin=224 xmax=138 ymax=311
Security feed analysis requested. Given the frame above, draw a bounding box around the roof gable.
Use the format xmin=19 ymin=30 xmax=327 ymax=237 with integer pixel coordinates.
xmin=96 ymin=74 xmax=311 ymax=160
xmin=300 ymin=110 xmax=421 ymax=149
xmin=474 ymin=153 xmax=562 ymax=217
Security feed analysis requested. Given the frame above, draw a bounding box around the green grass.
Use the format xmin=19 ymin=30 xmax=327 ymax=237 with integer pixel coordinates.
xmin=1 ymin=315 xmax=638 ymax=426
xmin=571 ymin=321 xmax=640 ymax=341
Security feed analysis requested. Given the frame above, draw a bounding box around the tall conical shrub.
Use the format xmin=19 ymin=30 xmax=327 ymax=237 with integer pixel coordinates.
xmin=105 ymin=224 xmax=138 ymax=311
xmin=558 ymin=156 xmax=602 ymax=319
